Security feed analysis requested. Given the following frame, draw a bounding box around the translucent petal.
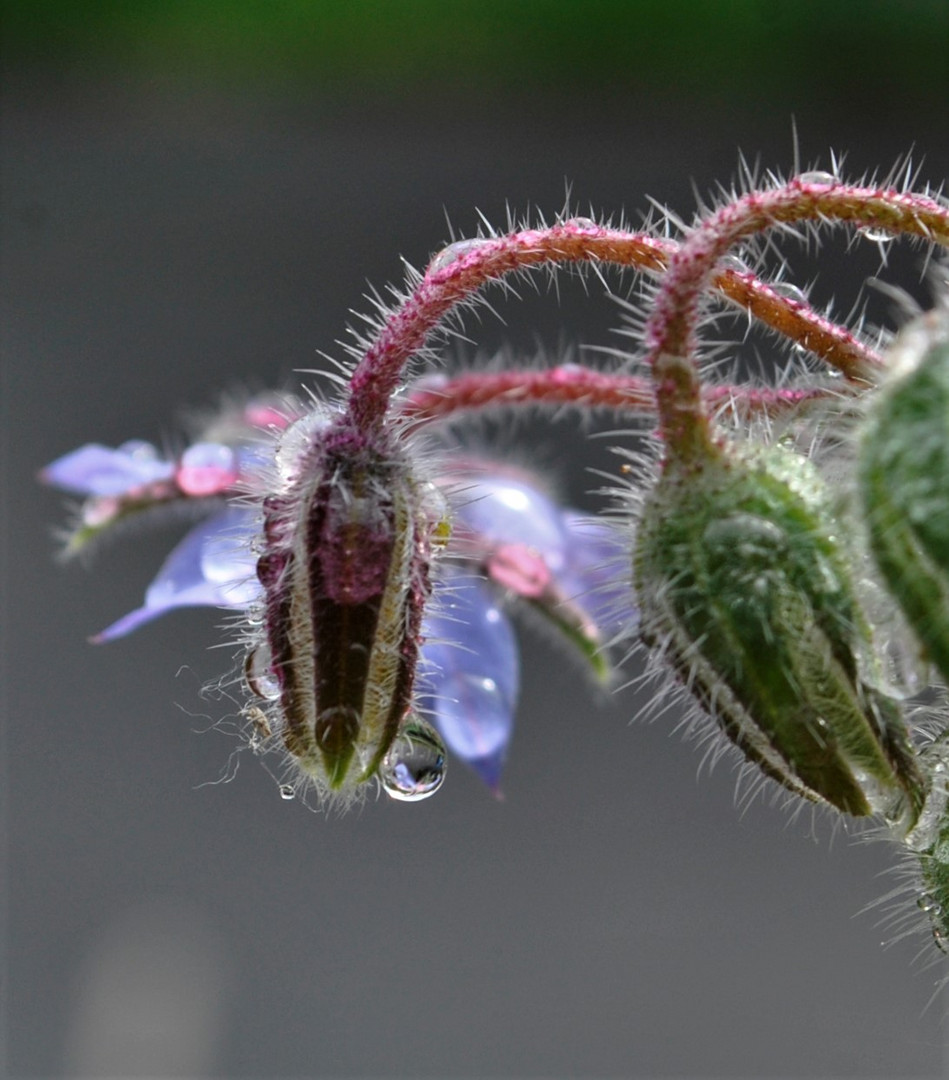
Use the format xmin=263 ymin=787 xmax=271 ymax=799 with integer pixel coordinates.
xmin=452 ymin=475 xmax=567 ymax=571
xmin=94 ymin=507 xmax=261 ymax=641
xmin=175 ymin=442 xmax=239 ymax=496
xmin=419 ymin=573 xmax=519 ymax=786
xmin=558 ymin=513 xmax=638 ymax=637
xmin=41 ymin=443 xmax=174 ymax=496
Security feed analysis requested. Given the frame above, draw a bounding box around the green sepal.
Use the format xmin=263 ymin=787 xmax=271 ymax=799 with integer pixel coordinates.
xmin=859 ymin=311 xmax=949 ymax=685
xmin=634 ymin=440 xmax=925 ymax=826
xmin=524 ymin=596 xmax=613 ymax=686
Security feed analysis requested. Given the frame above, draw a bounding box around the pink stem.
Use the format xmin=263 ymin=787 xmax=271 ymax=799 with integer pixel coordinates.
xmin=398 ymin=366 xmax=835 ymax=428
xmin=646 ymin=179 xmax=949 ymax=462
xmin=345 ymin=219 xmax=882 ymax=434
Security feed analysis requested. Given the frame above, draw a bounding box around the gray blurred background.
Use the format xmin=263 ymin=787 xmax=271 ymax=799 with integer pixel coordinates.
xmin=3 ymin=2 xmax=949 ymax=1076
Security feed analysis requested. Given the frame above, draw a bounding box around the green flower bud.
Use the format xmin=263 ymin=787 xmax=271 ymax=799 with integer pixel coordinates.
xmin=858 ymin=309 xmax=949 ymax=686
xmin=633 ymin=440 xmax=925 ymax=827
xmin=902 ymin=739 xmax=949 ymax=952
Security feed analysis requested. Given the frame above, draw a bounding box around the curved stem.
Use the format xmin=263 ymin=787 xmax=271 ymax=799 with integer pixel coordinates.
xmin=345 ymin=219 xmax=883 ymax=435
xmin=646 ymin=179 xmax=949 ymax=463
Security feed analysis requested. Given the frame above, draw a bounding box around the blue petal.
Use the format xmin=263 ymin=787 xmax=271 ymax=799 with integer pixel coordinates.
xmin=94 ymin=506 xmax=262 ymax=641
xmin=558 ymin=513 xmax=638 ymax=638
xmin=452 ymin=475 xmax=568 ymax=571
xmin=419 ymin=572 xmax=519 ymax=789
xmin=41 ymin=443 xmax=174 ymax=496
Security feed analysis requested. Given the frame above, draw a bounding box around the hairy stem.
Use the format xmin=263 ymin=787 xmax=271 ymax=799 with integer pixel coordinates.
xmin=346 ymin=219 xmax=883 ymax=435
xmin=398 ymin=365 xmax=835 ymax=428
xmin=646 ymin=179 xmax=949 ymax=463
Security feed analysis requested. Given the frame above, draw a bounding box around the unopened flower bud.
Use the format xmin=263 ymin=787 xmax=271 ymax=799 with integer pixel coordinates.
xmin=633 ymin=440 xmax=925 ymax=827
xmin=251 ymin=417 xmax=446 ymax=803
xmin=858 ymin=308 xmax=949 ymax=686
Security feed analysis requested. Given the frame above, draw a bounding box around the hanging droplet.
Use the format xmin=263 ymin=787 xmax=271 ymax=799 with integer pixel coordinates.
xmin=380 ymin=717 xmax=447 ymax=802
xmin=279 ymin=784 xmax=296 ymax=801
xmin=428 ymin=239 xmax=486 ymax=275
xmin=796 ymin=170 xmax=837 ymax=187
xmin=858 ymin=224 xmax=895 ymax=245
xmin=770 ymin=281 xmax=808 ymax=306
xmin=244 ymin=603 xmax=266 ymax=627
xmin=245 ymin=643 xmax=281 ymax=700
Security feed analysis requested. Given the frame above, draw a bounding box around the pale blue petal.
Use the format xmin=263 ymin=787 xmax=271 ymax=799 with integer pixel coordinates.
xmin=94 ymin=507 xmax=261 ymax=641
xmin=453 ymin=475 xmax=568 ymax=571
xmin=558 ymin=512 xmax=638 ymax=637
xmin=420 ymin=572 xmax=519 ymax=788
xmin=42 ymin=443 xmax=175 ymax=496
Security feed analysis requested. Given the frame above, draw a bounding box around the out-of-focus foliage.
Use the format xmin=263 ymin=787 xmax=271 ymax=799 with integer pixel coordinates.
xmin=3 ymin=0 xmax=947 ymax=103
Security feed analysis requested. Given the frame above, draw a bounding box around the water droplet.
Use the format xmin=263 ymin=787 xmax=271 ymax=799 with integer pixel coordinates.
xmin=279 ymin=784 xmax=295 ymax=801
xmin=380 ymin=717 xmax=447 ymax=802
xmin=428 ymin=239 xmax=486 ymax=275
xmin=796 ymin=170 xmax=837 ymax=187
xmin=858 ymin=224 xmax=895 ymax=245
xmin=245 ymin=643 xmax=281 ymax=700
xmin=770 ymin=281 xmax=808 ymax=305
xmin=244 ymin=603 xmax=266 ymax=627
xmin=117 ymin=439 xmax=160 ymax=461
xmin=275 ymin=409 xmax=332 ymax=484
xmin=563 ymin=216 xmax=598 ymax=230
xmin=718 ymin=254 xmax=751 ymax=275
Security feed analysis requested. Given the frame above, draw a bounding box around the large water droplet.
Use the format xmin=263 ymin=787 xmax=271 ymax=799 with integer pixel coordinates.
xmin=275 ymin=409 xmax=332 ymax=484
xmin=380 ymin=717 xmax=447 ymax=802
xmin=279 ymin=784 xmax=295 ymax=801
xmin=245 ymin=643 xmax=281 ymax=700
xmin=858 ymin=224 xmax=895 ymax=245
xmin=428 ymin=239 xmax=486 ymax=275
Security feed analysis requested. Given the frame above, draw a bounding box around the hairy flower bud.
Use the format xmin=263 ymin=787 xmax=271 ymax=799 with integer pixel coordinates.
xmin=858 ymin=308 xmax=949 ymax=686
xmin=250 ymin=416 xmax=448 ymax=803
xmin=633 ymin=441 xmax=925 ymax=826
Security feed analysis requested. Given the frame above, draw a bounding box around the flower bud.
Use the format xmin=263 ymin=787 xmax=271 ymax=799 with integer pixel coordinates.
xmin=250 ymin=419 xmax=446 ymax=803
xmin=858 ymin=308 xmax=949 ymax=686
xmin=633 ymin=440 xmax=925 ymax=826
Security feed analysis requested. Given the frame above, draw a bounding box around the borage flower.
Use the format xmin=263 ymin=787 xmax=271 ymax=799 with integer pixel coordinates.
xmin=422 ymin=457 xmax=632 ymax=792
xmin=42 ymin=398 xmax=633 ymax=802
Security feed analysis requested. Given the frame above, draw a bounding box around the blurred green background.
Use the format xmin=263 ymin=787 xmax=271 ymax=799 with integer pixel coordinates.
xmin=4 ymin=0 xmax=948 ymax=109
